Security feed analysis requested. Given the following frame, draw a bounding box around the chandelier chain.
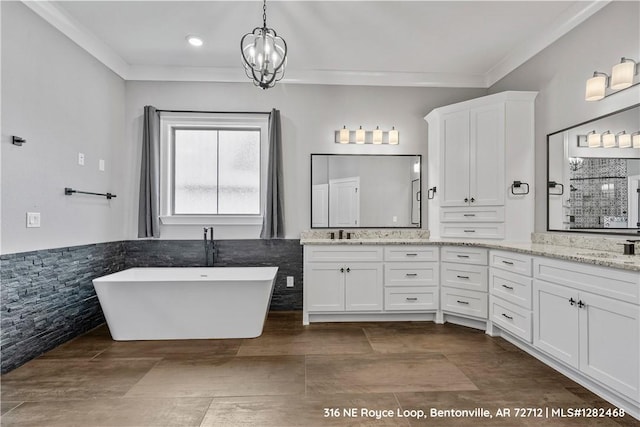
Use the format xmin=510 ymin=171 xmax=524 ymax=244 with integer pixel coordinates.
xmin=263 ymin=0 xmax=267 ymax=28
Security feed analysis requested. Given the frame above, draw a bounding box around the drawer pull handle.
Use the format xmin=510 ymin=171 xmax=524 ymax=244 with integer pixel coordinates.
xmin=569 ymin=297 xmax=576 ymax=306
xmin=463 ymin=230 xmax=476 ymax=233
xmin=501 ymin=260 xmax=514 ymax=265
xmin=456 ymin=275 xmax=470 ymax=279
xmin=406 ymin=297 xmax=418 ymax=301
xmin=456 ymin=255 xmax=470 ymax=258
xmin=405 ymin=253 xmax=418 ymax=257
xmin=456 ymin=300 xmax=469 ymax=305
xmin=501 ymin=284 xmax=514 ymax=290
xmin=405 ymin=273 xmax=418 ymax=277
xmin=346 ymin=267 xmax=350 ymax=273
xmin=501 ymin=313 xmax=513 ymax=320
xmin=340 ymin=268 xmax=345 ymax=273
xmin=463 ymin=214 xmax=476 ymax=217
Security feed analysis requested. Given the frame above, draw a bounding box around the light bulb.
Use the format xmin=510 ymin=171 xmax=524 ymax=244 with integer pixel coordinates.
xmin=617 ymin=132 xmax=631 ymax=148
xmin=585 ymin=73 xmax=608 ymax=101
xmin=339 ymin=126 xmax=349 ymax=144
xmin=633 ymin=132 xmax=640 ymax=149
xmin=355 ymin=126 xmax=365 ymax=144
xmin=372 ymin=126 xmax=383 ymax=144
xmin=388 ymin=127 xmax=399 ymax=145
xmin=186 ymin=35 xmax=203 ymax=47
xmin=602 ymin=131 xmax=615 ymax=148
xmin=587 ymin=131 xmax=601 ymax=148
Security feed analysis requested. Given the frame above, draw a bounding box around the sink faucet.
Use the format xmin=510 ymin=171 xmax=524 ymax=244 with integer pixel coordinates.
xmin=203 ymin=227 xmax=215 ymax=266
xmin=621 ymin=240 xmax=639 ymax=256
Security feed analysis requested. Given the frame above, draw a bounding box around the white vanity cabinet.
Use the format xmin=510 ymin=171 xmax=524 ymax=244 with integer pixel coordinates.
xmin=304 ymin=246 xmax=383 ymax=317
xmin=425 ymin=91 xmax=537 ymax=241
xmin=440 ymin=246 xmax=488 ymax=320
xmin=489 ymin=250 xmax=533 ymax=342
xmin=384 ymin=246 xmax=439 ymax=312
xmin=532 ymin=258 xmax=640 ymax=403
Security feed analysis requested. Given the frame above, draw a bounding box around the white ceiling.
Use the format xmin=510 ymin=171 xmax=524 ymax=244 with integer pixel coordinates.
xmin=28 ymin=1 xmax=609 ymax=87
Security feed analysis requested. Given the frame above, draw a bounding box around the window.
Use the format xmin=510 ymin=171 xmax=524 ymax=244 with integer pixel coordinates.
xmin=159 ymin=113 xmax=268 ymax=227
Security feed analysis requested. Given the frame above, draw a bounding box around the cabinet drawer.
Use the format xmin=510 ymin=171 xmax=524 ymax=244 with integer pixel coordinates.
xmin=440 ymin=206 xmax=505 ymax=222
xmin=490 ymin=268 xmax=532 ymax=310
xmin=490 ymin=250 xmax=532 ymax=276
xmin=384 ymin=246 xmax=439 ymax=262
xmin=440 ymin=223 xmax=504 ymax=239
xmin=533 ymin=258 xmax=640 ymax=304
xmin=441 ymin=246 xmax=488 ymax=265
xmin=441 ymin=287 xmax=488 ymax=319
xmin=305 ymin=245 xmax=383 ymax=263
xmin=384 ymin=287 xmax=438 ymax=311
xmin=490 ymin=296 xmax=532 ymax=342
xmin=441 ymin=263 xmax=488 ymax=292
xmin=384 ymin=262 xmax=439 ymax=287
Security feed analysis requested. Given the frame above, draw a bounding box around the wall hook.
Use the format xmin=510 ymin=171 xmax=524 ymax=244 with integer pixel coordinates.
xmin=12 ymin=136 xmax=26 ymax=146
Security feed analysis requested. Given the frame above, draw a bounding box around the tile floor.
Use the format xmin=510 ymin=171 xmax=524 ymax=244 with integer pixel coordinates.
xmin=1 ymin=311 xmax=638 ymax=426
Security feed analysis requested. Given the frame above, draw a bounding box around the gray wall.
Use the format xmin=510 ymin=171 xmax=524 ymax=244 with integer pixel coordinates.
xmin=123 ymin=82 xmax=486 ymax=240
xmin=488 ymin=1 xmax=640 ymax=232
xmin=1 ymin=2 xmax=127 ymax=254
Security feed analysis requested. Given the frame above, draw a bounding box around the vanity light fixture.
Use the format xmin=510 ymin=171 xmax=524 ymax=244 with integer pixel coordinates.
xmin=389 ymin=126 xmax=399 ymax=145
xmin=632 ymin=131 xmax=640 ymax=149
xmin=587 ymin=130 xmax=601 ymax=147
xmin=617 ymin=131 xmax=632 ymax=148
xmin=372 ymin=126 xmax=383 ymax=144
xmin=333 ymin=127 xmax=401 ymax=144
xmin=339 ymin=126 xmax=349 ymax=144
xmin=611 ymin=58 xmax=637 ymax=90
xmin=355 ymin=126 xmax=365 ymax=144
xmin=601 ymin=131 xmax=616 ymax=148
xmin=585 ymin=72 xmax=609 ymax=101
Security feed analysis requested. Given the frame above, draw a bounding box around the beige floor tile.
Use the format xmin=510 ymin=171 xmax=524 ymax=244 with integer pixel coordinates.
xmin=0 ymin=398 xmax=212 ymax=427
xmin=1 ymin=401 xmax=23 ymax=415
xmin=200 ymin=394 xmax=409 ymax=427
xmin=1 ymin=358 xmax=159 ymax=401
xmin=237 ymin=327 xmax=372 ymax=356
xmin=306 ymin=353 xmax=478 ymax=394
xmin=125 ymin=355 xmax=305 ymax=398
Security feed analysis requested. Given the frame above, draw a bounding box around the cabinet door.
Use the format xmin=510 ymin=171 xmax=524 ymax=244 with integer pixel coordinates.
xmin=533 ymin=279 xmax=579 ymax=368
xmin=345 ymin=263 xmax=383 ymax=311
xmin=579 ymin=292 xmax=640 ymax=401
xmin=305 ymin=263 xmax=345 ymax=312
xmin=440 ymin=110 xmax=470 ymax=207
xmin=469 ymin=103 xmax=505 ymax=206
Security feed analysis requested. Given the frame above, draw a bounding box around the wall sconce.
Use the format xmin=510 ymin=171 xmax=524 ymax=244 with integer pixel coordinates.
xmin=585 ymin=57 xmax=638 ymax=101
xmin=334 ymin=126 xmax=400 ymax=145
xmin=338 ymin=126 xmax=349 ymax=144
xmin=617 ymin=131 xmax=631 ymax=148
xmin=355 ymin=126 xmax=365 ymax=144
xmin=632 ymin=131 xmax=640 ymax=148
xmin=601 ymin=130 xmax=615 ymax=148
xmin=587 ymin=130 xmax=601 ymax=147
xmin=611 ymin=57 xmax=637 ymax=90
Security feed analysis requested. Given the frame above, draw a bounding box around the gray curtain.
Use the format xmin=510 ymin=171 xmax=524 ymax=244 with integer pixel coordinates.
xmin=261 ymin=109 xmax=285 ymax=238
xmin=138 ymin=105 xmax=160 ymax=238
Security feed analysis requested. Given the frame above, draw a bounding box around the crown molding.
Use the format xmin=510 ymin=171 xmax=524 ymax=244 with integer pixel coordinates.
xmin=484 ymin=1 xmax=610 ymax=87
xmin=23 ymin=0 xmax=611 ymax=88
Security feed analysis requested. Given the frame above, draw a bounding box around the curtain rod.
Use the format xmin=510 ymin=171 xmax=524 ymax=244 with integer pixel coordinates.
xmin=156 ymin=109 xmax=271 ymax=115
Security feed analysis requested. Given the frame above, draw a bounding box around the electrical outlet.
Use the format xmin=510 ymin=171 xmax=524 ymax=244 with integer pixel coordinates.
xmin=286 ymin=276 xmax=294 ymax=288
xmin=392 ymin=216 xmax=398 ymax=223
xmin=78 ymin=152 xmax=85 ymax=166
xmin=26 ymin=212 xmax=41 ymax=228
xmin=99 ymin=159 xmax=105 ymax=171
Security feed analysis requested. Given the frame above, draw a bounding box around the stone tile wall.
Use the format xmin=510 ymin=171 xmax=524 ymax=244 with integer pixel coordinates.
xmin=1 ymin=242 xmax=125 ymax=373
xmin=1 ymin=239 xmax=302 ymax=373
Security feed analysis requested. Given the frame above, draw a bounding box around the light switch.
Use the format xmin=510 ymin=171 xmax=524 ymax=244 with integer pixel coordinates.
xmin=392 ymin=216 xmax=398 ymax=223
xmin=26 ymin=212 xmax=41 ymax=228
xmin=286 ymin=276 xmax=294 ymax=288
xmin=78 ymin=152 xmax=85 ymax=166
xmin=99 ymin=159 xmax=105 ymax=171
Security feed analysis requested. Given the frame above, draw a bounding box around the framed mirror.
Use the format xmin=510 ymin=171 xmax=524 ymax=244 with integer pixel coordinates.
xmin=547 ymin=104 xmax=640 ymax=236
xmin=311 ymin=154 xmax=422 ymax=228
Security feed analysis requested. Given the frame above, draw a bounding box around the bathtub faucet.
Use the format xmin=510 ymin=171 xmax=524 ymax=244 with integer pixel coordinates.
xmin=203 ymin=226 xmax=215 ymax=266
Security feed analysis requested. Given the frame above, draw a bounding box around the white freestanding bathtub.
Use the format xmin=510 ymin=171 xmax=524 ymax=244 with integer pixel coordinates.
xmin=92 ymin=267 xmax=278 ymax=340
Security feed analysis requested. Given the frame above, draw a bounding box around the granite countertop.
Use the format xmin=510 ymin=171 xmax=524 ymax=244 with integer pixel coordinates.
xmin=299 ymin=237 xmax=640 ymax=272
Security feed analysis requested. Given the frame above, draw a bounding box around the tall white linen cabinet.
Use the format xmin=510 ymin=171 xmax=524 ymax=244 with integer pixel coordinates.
xmin=425 ymin=91 xmax=537 ymax=242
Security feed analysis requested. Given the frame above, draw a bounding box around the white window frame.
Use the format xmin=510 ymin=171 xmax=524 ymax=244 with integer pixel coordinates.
xmin=159 ymin=112 xmax=269 ymax=227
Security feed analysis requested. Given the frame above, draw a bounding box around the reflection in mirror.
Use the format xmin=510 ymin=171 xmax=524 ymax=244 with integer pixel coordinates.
xmin=311 ymin=154 xmax=421 ymax=228
xmin=547 ymin=104 xmax=640 ymax=235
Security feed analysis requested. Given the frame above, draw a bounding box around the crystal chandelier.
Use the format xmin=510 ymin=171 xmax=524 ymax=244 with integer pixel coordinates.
xmin=240 ymin=0 xmax=287 ymax=89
